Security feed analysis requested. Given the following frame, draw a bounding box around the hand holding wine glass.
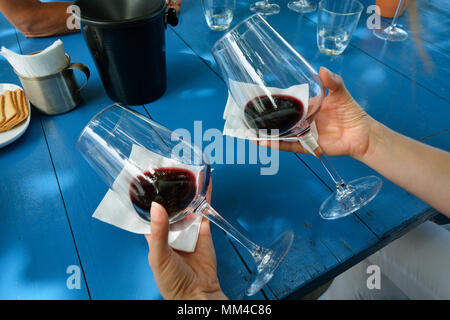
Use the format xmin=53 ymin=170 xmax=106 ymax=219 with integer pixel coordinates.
xmin=145 ymin=182 xmax=228 ymax=300
xmin=258 ymin=67 xmax=376 ymax=162
xmin=77 ymin=104 xmax=293 ymax=296
xmin=213 ymin=15 xmax=382 ymax=220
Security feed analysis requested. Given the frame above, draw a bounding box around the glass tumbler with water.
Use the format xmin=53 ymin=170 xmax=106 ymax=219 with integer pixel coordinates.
xmin=317 ymin=0 xmax=363 ymax=55
xmin=202 ymin=0 xmax=235 ymax=31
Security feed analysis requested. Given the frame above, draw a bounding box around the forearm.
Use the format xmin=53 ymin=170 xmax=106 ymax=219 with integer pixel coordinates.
xmin=359 ymin=120 xmax=450 ymax=217
xmin=0 ymin=0 xmax=76 ymax=38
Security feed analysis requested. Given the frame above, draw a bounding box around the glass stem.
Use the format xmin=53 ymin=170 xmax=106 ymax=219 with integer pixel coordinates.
xmin=298 ymin=134 xmax=351 ymax=197
xmin=195 ymin=201 xmax=269 ymax=263
xmin=317 ymin=151 xmax=346 ymax=189
xmin=391 ymin=0 xmax=404 ymax=27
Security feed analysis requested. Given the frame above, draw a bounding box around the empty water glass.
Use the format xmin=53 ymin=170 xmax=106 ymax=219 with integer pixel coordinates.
xmin=202 ymin=0 xmax=235 ymax=31
xmin=317 ymin=0 xmax=363 ymax=55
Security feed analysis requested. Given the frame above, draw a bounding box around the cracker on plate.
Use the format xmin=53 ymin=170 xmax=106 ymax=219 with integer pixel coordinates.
xmin=0 ymin=89 xmax=28 ymax=133
xmin=0 ymin=95 xmax=5 ymax=124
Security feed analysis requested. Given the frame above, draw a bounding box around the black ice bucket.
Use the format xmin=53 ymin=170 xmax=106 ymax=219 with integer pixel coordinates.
xmin=74 ymin=0 xmax=178 ymax=105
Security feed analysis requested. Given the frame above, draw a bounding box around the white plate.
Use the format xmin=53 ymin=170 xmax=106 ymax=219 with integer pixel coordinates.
xmin=0 ymin=83 xmax=31 ymax=148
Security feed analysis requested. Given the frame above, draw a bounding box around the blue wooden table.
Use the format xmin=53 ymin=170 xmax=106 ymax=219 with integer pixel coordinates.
xmin=0 ymin=0 xmax=448 ymax=300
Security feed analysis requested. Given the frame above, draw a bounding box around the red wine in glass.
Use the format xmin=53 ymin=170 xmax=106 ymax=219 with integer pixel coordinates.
xmin=129 ymin=167 xmax=196 ymax=221
xmin=244 ymin=94 xmax=304 ymax=135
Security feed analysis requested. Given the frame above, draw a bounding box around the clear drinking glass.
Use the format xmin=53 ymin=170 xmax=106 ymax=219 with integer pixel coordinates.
xmin=212 ymin=14 xmax=382 ymax=220
xmin=202 ymin=0 xmax=235 ymax=31
xmin=317 ymin=0 xmax=363 ymax=55
xmin=77 ymin=104 xmax=293 ymax=296
xmin=373 ymin=0 xmax=408 ymax=41
xmin=288 ymin=0 xmax=317 ymax=13
xmin=250 ymin=0 xmax=280 ymax=16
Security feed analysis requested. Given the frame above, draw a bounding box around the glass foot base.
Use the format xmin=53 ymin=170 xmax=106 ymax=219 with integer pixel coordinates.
xmin=287 ymin=0 xmax=317 ymax=13
xmin=246 ymin=231 xmax=294 ymax=296
xmin=373 ymin=25 xmax=408 ymax=41
xmin=319 ymin=176 xmax=382 ymax=220
xmin=250 ymin=1 xmax=280 ymax=15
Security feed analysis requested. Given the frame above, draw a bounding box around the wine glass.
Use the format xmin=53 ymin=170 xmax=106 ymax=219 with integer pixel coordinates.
xmin=212 ymin=14 xmax=382 ymax=220
xmin=288 ymin=0 xmax=317 ymax=13
xmin=317 ymin=0 xmax=364 ymax=55
xmin=76 ymin=104 xmax=294 ymax=296
xmin=250 ymin=0 xmax=280 ymax=16
xmin=373 ymin=0 xmax=408 ymax=41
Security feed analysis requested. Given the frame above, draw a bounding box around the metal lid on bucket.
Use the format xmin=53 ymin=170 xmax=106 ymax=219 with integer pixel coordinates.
xmin=73 ymin=0 xmax=166 ymax=27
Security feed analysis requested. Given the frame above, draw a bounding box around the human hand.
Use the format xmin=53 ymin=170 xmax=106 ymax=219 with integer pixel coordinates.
xmin=145 ymin=182 xmax=228 ymax=300
xmin=166 ymin=0 xmax=181 ymax=13
xmin=258 ymin=67 xmax=378 ymax=161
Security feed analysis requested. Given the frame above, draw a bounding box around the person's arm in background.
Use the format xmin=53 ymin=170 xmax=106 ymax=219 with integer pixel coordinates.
xmin=261 ymin=67 xmax=450 ymax=217
xmin=0 ymin=0 xmax=78 ymax=38
xmin=166 ymin=0 xmax=182 ymax=13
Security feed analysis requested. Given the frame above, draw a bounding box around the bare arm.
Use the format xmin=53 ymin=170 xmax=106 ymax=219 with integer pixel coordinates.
xmin=360 ymin=121 xmax=450 ymax=217
xmin=0 ymin=0 xmax=77 ymax=38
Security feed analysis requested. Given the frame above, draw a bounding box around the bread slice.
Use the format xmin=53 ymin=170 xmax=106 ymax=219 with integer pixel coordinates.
xmin=0 ymin=91 xmax=17 ymax=127
xmin=18 ymin=90 xmax=29 ymax=122
xmin=0 ymin=95 xmax=5 ymax=124
xmin=15 ymin=90 xmax=28 ymax=125
xmin=0 ymin=89 xmax=29 ymax=132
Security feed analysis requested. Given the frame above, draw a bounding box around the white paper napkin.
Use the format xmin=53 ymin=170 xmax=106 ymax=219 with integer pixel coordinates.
xmin=0 ymin=39 xmax=67 ymax=77
xmin=222 ymin=81 xmax=319 ymax=153
xmin=93 ymin=144 xmax=205 ymax=252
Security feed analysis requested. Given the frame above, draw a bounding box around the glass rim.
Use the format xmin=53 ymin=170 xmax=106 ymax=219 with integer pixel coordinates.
xmin=76 ymin=103 xmax=210 ymax=166
xmin=211 ymin=13 xmax=263 ymax=53
xmin=76 ymin=103 xmax=119 ymax=151
xmin=210 ymin=12 xmax=320 ymax=84
xmin=318 ymin=0 xmax=364 ymax=15
xmin=76 ymin=103 xmax=170 ymax=151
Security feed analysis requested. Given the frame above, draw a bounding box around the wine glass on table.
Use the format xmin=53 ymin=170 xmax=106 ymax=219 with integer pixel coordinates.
xmin=212 ymin=14 xmax=382 ymax=220
xmin=250 ymin=0 xmax=280 ymax=16
xmin=373 ymin=0 xmax=408 ymax=41
xmin=76 ymin=104 xmax=294 ymax=296
xmin=288 ymin=0 xmax=317 ymax=13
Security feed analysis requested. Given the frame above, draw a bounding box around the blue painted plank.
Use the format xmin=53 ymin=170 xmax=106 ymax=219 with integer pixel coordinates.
xmin=14 ymin=29 xmax=264 ymax=299
xmin=0 ymin=14 xmax=20 ymax=70
xmin=0 ymin=16 xmax=89 ymax=299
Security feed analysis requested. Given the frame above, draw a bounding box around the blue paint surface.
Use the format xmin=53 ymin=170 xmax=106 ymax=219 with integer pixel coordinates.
xmin=0 ymin=0 xmax=448 ymax=299
xmin=0 ymin=15 xmax=89 ymax=299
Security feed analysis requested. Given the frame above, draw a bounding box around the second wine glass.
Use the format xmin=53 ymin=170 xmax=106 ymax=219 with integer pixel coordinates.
xmin=77 ymin=104 xmax=294 ymax=296
xmin=373 ymin=0 xmax=408 ymax=41
xmin=212 ymin=14 xmax=382 ymax=220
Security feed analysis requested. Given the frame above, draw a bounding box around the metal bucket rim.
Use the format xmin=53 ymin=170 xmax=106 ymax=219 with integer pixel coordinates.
xmin=72 ymin=1 xmax=166 ymax=28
